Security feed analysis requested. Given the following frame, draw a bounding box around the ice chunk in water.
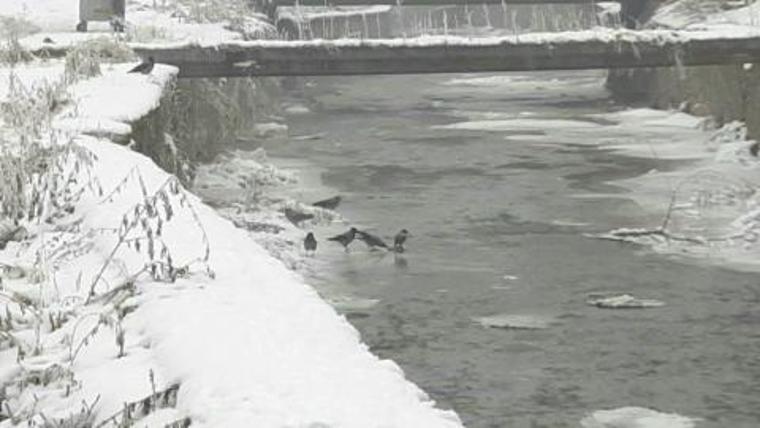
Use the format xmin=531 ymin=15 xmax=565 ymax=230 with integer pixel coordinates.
xmin=581 ymin=406 xmax=699 ymax=428
xmin=473 ymin=314 xmax=554 ymax=330
xmin=587 ymin=293 xmax=665 ymax=309
xmin=328 ymin=295 xmax=381 ymax=311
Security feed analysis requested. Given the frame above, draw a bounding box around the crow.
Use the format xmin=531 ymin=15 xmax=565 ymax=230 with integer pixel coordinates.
xmin=304 ymin=232 xmax=317 ymax=256
xmin=328 ymin=227 xmax=358 ymax=251
xmin=357 ymin=230 xmax=389 ymax=250
xmin=128 ymin=56 xmax=155 ymax=74
xmin=393 ymin=229 xmax=410 ymax=253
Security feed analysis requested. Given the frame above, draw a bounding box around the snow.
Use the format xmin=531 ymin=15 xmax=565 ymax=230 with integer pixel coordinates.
xmin=443 ymin=75 xmax=537 ymax=86
xmin=435 ymin=118 xmax=603 ymax=132
xmin=0 ymin=2 xmax=464 ymax=426
xmin=581 ymin=406 xmax=700 ymax=428
xmin=650 ymin=0 xmax=760 ymax=30
xmin=72 ymin=130 xmax=462 ymax=428
xmin=597 ymin=114 xmax=760 ymax=271
xmin=0 ymin=72 xmax=463 ymax=428
xmin=69 ymin=63 xmax=176 ymax=120
xmin=278 ymin=5 xmax=392 ymax=21
xmin=710 ymin=2 xmax=760 ymax=27
xmin=2 ymin=0 xmax=77 ymax=32
xmin=3 ymin=0 xmax=760 ymax=424
xmin=0 ymin=63 xmax=66 ymax=102
xmin=4 ymin=0 xmax=260 ymax=53
xmin=130 ymin=26 xmax=760 ymax=51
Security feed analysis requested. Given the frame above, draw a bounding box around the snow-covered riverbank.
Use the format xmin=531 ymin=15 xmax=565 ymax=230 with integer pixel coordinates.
xmin=0 ymin=1 xmax=463 ymax=426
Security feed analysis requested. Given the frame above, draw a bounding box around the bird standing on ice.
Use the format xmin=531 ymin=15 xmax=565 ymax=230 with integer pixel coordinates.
xmin=128 ymin=56 xmax=155 ymax=74
xmin=328 ymin=227 xmax=358 ymax=252
xmin=357 ymin=230 xmax=389 ymax=250
xmin=393 ymin=229 xmax=410 ymax=253
xmin=304 ymin=232 xmax=317 ymax=256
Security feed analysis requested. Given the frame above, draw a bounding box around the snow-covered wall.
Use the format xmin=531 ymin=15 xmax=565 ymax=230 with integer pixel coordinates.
xmin=127 ymin=75 xmax=282 ymax=185
xmin=606 ymin=1 xmax=760 ymax=145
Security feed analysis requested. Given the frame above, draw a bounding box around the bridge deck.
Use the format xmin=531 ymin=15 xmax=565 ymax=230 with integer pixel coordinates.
xmin=132 ymin=29 xmax=760 ymax=78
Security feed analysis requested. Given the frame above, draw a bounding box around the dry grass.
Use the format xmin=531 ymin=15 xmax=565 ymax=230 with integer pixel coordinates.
xmin=0 ymin=16 xmax=38 ymax=65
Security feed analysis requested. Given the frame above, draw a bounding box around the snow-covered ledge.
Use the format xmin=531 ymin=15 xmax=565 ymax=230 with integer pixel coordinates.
xmin=1 ymin=62 xmax=462 ymax=426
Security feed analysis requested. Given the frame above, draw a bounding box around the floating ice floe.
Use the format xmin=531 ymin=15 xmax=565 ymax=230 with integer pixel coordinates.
xmin=581 ymin=406 xmax=699 ymax=428
xmin=292 ymin=133 xmax=325 ymax=141
xmin=328 ymin=295 xmax=381 ymax=311
xmin=284 ymin=104 xmax=312 ymax=115
xmin=586 ymin=293 xmax=665 ymax=309
xmin=550 ymin=219 xmax=591 ymax=227
xmin=434 ymin=118 xmax=602 ymax=132
xmin=473 ymin=314 xmax=554 ymax=330
xmin=252 ymin=122 xmax=289 ymax=138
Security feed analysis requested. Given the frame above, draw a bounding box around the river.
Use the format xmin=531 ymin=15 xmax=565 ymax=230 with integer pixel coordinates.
xmin=199 ymin=70 xmax=760 ymax=427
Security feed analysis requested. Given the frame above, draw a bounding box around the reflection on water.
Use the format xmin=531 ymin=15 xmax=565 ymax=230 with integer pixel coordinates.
xmin=242 ymin=72 xmax=760 ymax=427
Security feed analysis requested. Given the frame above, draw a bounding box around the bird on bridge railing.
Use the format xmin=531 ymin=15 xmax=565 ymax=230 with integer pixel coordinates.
xmin=128 ymin=56 xmax=155 ymax=74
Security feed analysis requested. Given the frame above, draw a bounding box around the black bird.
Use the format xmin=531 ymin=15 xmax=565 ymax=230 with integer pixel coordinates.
xmin=312 ymin=195 xmax=341 ymax=210
xmin=357 ymin=230 xmax=389 ymax=250
xmin=328 ymin=227 xmax=358 ymax=251
xmin=128 ymin=56 xmax=155 ymax=74
xmin=393 ymin=229 xmax=410 ymax=253
xmin=304 ymin=232 xmax=317 ymax=255
xmin=284 ymin=208 xmax=314 ymax=225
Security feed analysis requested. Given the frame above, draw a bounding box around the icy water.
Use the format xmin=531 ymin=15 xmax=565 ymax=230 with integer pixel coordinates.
xmin=250 ymin=72 xmax=760 ymax=427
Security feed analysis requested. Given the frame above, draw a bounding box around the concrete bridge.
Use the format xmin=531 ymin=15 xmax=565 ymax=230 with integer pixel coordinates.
xmin=133 ymin=30 xmax=760 ymax=78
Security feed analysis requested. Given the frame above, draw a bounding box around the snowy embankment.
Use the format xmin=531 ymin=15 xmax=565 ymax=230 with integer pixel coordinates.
xmin=0 ymin=6 xmax=462 ymax=428
xmin=80 ymin=128 xmax=463 ymax=427
xmin=0 ymin=64 xmax=462 ymax=428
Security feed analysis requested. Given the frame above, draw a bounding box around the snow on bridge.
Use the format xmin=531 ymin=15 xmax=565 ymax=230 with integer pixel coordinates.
xmin=265 ymin=0 xmax=622 ymax=6
xmin=131 ymin=27 xmax=760 ymax=78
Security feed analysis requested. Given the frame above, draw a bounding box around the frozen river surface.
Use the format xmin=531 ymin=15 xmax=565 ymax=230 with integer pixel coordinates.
xmin=218 ymin=71 xmax=760 ymax=427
